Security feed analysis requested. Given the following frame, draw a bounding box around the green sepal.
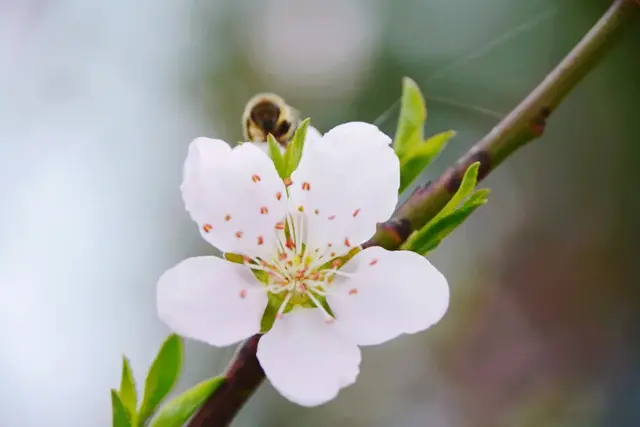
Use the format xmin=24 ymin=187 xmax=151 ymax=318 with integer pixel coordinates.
xmin=284 ymin=118 xmax=310 ymax=177
xmin=119 ymin=356 xmax=137 ymax=420
xmin=223 ymin=252 xmax=245 ymax=264
xmin=260 ymin=293 xmax=279 ymax=333
xmin=148 ymin=377 xmax=224 ymax=427
xmin=267 ymin=134 xmax=287 ymax=179
xmin=399 ymin=130 xmax=456 ymax=193
xmin=138 ymin=334 xmax=184 ymax=426
xmin=393 ymin=77 xmax=426 ymax=161
xmin=111 ymin=390 xmax=133 ymax=427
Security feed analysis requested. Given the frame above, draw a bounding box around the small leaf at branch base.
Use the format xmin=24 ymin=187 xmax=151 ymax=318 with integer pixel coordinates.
xmin=148 ymin=377 xmax=224 ymax=427
xmin=399 ymin=130 xmax=456 ymax=193
xmin=267 ymin=134 xmax=287 ymax=178
xmin=404 ymin=193 xmax=489 ymax=254
xmin=434 ymin=161 xmax=481 ymax=222
xmin=284 ymin=118 xmax=310 ymax=177
xmin=138 ymin=334 xmax=184 ymax=426
xmin=111 ymin=390 xmax=133 ymax=427
xmin=393 ymin=77 xmax=427 ymax=160
xmin=119 ymin=356 xmax=137 ymax=418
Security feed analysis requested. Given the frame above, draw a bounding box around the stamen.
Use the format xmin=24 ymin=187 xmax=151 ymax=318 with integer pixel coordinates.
xmin=276 ymin=292 xmax=293 ymax=319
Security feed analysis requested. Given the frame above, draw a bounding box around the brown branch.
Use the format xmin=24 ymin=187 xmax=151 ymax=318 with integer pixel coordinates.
xmin=188 ymin=1 xmax=639 ymax=425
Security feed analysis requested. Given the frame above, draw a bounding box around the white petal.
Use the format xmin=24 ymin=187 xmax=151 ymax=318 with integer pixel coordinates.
xmin=157 ymin=256 xmax=268 ymax=347
xmin=181 ymin=138 xmax=287 ymax=258
xmin=257 ymin=308 xmax=361 ymax=407
xmin=327 ymin=247 xmax=449 ymax=346
xmin=323 ymin=121 xmax=392 ymax=147
xmin=289 ymin=122 xmax=399 ymax=255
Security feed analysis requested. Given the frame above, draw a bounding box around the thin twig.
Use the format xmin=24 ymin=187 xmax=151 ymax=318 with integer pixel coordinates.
xmin=188 ymin=2 xmax=639 ymax=426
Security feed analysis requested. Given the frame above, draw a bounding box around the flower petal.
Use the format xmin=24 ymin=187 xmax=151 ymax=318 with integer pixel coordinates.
xmin=157 ymin=256 xmax=268 ymax=347
xmin=327 ymin=247 xmax=449 ymax=346
xmin=289 ymin=122 xmax=399 ymax=255
xmin=182 ymin=138 xmax=287 ymax=258
xmin=257 ymin=308 xmax=361 ymax=407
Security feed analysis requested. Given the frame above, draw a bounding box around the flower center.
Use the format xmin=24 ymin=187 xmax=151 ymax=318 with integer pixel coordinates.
xmin=243 ymin=213 xmax=355 ymax=321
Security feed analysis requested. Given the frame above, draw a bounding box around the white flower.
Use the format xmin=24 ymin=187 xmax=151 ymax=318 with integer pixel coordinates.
xmin=157 ymin=122 xmax=449 ymax=407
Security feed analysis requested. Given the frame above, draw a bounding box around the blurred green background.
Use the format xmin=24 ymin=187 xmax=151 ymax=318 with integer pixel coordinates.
xmin=1 ymin=0 xmax=639 ymax=425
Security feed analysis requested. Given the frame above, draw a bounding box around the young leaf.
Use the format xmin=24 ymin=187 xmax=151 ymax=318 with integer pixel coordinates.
xmin=433 ymin=161 xmax=481 ymax=222
xmin=138 ymin=334 xmax=184 ymax=426
xmin=148 ymin=376 xmax=224 ymax=427
xmin=393 ymin=77 xmax=426 ymax=160
xmin=119 ymin=356 xmax=137 ymax=416
xmin=267 ymin=134 xmax=287 ymax=178
xmin=111 ymin=390 xmax=133 ymax=427
xmin=404 ymin=190 xmax=489 ymax=254
xmin=399 ymin=130 xmax=456 ymax=193
xmin=284 ymin=118 xmax=310 ymax=177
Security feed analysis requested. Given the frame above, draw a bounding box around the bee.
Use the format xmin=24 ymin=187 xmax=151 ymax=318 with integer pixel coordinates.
xmin=242 ymin=93 xmax=300 ymax=148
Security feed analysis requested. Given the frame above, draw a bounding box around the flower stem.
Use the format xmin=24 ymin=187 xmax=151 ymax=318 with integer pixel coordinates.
xmin=188 ymin=2 xmax=639 ymax=425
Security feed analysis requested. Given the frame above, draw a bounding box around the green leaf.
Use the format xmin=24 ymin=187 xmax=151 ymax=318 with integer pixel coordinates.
xmin=148 ymin=377 xmax=224 ymax=427
xmin=267 ymin=134 xmax=287 ymax=178
xmin=138 ymin=334 xmax=184 ymax=426
xmin=433 ymin=162 xmax=481 ymax=222
xmin=393 ymin=77 xmax=426 ymax=160
xmin=284 ymin=118 xmax=310 ymax=177
xmin=399 ymin=130 xmax=456 ymax=193
xmin=119 ymin=356 xmax=137 ymax=417
xmin=111 ymin=390 xmax=133 ymax=427
xmin=405 ymin=190 xmax=489 ymax=254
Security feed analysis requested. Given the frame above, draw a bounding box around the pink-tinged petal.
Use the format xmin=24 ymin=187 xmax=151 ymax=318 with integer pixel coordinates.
xmin=289 ymin=122 xmax=399 ymax=256
xmin=327 ymin=247 xmax=449 ymax=346
xmin=257 ymin=308 xmax=361 ymax=407
xmin=157 ymin=256 xmax=268 ymax=347
xmin=181 ymin=138 xmax=287 ymax=258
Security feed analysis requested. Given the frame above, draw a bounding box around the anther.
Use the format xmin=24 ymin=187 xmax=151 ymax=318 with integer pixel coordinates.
xmin=297 ymin=205 xmax=304 ymax=212
xmin=275 ymin=192 xmax=282 ymax=200
xmin=275 ymin=222 xmax=285 ymax=230
xmin=251 ymin=174 xmax=261 ymax=183
xmin=352 ymin=208 xmax=361 ymax=217
xmin=344 ymin=238 xmax=351 ymax=247
xmin=302 ymin=182 xmax=311 ymax=191
xmin=332 ymin=259 xmax=342 ymax=268
xmin=257 ymin=236 xmax=264 ymax=245
xmin=202 ymin=224 xmax=212 ymax=233
xmin=328 ymin=215 xmax=336 ymax=220
xmin=369 ymin=258 xmax=378 ymax=266
xmin=260 ymin=206 xmax=269 ymax=214
xmin=239 ymin=289 xmax=247 ymax=299
xmin=235 ymin=230 xmax=244 ymax=239
xmin=348 ymin=288 xmax=358 ymax=295
xmin=314 ymin=209 xmax=319 ymax=215
xmin=225 ymin=214 xmax=232 ymax=221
